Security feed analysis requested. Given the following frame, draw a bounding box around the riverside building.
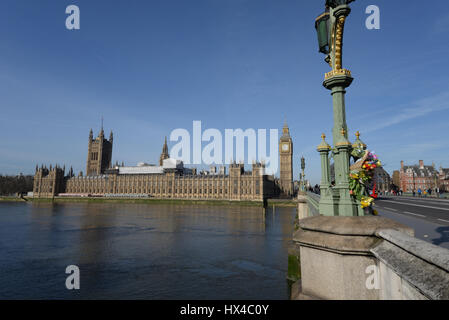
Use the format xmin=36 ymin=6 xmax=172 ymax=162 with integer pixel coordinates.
xmin=33 ymin=127 xmax=280 ymax=202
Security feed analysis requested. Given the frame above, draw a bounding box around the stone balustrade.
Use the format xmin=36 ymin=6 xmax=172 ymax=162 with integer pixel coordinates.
xmin=289 ymin=212 xmax=449 ymax=300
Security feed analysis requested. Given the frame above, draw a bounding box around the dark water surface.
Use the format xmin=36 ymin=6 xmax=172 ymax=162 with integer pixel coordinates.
xmin=0 ymin=202 xmax=295 ymax=299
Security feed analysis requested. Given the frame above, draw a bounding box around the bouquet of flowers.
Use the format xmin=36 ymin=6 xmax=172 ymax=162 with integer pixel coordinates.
xmin=348 ymin=151 xmax=382 ymax=215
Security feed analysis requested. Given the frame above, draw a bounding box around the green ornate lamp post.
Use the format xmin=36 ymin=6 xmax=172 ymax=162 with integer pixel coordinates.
xmin=315 ymin=0 xmax=359 ymax=216
xmin=300 ymin=156 xmax=306 ymax=193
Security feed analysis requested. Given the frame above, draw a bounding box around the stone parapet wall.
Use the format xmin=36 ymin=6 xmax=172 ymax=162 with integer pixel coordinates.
xmin=306 ymin=192 xmax=321 ymax=217
xmin=291 ymin=216 xmax=449 ymax=300
xmin=372 ymin=229 xmax=449 ymax=300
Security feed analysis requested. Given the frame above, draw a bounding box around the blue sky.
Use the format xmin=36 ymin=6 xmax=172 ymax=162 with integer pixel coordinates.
xmin=0 ymin=0 xmax=449 ymax=184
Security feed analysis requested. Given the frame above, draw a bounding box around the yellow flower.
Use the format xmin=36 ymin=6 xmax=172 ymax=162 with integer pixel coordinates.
xmin=361 ymin=196 xmax=374 ymax=208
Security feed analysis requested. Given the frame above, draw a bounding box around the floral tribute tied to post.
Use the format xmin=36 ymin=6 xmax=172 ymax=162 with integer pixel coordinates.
xmin=348 ymin=150 xmax=382 ymax=215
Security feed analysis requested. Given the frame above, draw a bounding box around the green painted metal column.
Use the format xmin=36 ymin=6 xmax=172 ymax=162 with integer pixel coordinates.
xmin=317 ymin=134 xmax=338 ymax=216
xmin=324 ymin=75 xmax=359 ymax=216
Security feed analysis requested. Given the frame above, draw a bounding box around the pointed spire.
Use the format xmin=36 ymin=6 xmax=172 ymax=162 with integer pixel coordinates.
xmin=163 ymin=136 xmax=168 ymax=154
xmin=159 ymin=137 xmax=170 ymax=165
xmin=99 ymin=116 xmax=104 ymax=137
xmin=89 ymin=128 xmax=93 ymax=141
xmin=109 ymin=130 xmax=113 ymax=143
xmin=282 ymin=119 xmax=290 ymax=137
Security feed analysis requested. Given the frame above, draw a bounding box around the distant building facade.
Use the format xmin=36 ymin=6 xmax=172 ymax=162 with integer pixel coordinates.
xmin=33 ymin=128 xmax=277 ymax=201
xmin=392 ymin=170 xmax=400 ymax=189
xmin=373 ymin=167 xmax=392 ymax=193
xmin=399 ymin=160 xmax=438 ymax=193
xmin=439 ymin=167 xmax=449 ymax=192
xmin=33 ymin=165 xmax=66 ymax=198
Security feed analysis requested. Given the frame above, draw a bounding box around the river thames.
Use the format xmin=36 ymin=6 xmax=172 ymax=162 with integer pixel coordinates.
xmin=0 ymin=202 xmax=295 ymax=299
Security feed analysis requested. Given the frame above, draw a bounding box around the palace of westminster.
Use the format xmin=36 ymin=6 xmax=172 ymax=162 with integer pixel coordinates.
xmin=33 ymin=123 xmax=294 ymax=202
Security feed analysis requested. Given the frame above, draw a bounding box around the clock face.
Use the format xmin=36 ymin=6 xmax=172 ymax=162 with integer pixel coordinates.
xmin=282 ymin=143 xmax=289 ymax=152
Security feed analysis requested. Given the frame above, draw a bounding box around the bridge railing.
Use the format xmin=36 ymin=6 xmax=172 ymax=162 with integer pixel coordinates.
xmin=306 ymin=192 xmax=320 ymax=217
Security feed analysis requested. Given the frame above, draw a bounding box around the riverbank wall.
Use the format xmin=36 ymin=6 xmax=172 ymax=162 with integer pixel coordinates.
xmin=0 ymin=196 xmax=297 ymax=207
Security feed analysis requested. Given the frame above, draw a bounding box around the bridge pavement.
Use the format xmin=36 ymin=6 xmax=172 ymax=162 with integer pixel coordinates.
xmin=374 ymin=196 xmax=449 ymax=249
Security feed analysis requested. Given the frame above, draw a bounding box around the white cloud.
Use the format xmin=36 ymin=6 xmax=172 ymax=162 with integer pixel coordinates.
xmin=362 ymin=91 xmax=449 ymax=133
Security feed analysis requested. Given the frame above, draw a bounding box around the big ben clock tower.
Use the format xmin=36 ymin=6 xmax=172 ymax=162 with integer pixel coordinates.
xmin=279 ymin=121 xmax=293 ymax=197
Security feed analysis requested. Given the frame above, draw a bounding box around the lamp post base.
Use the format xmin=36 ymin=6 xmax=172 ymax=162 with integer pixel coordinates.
xmin=319 ymin=187 xmax=339 ymax=216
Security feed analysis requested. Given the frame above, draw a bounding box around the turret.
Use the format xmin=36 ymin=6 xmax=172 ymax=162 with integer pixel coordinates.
xmin=252 ymin=162 xmax=265 ymax=176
